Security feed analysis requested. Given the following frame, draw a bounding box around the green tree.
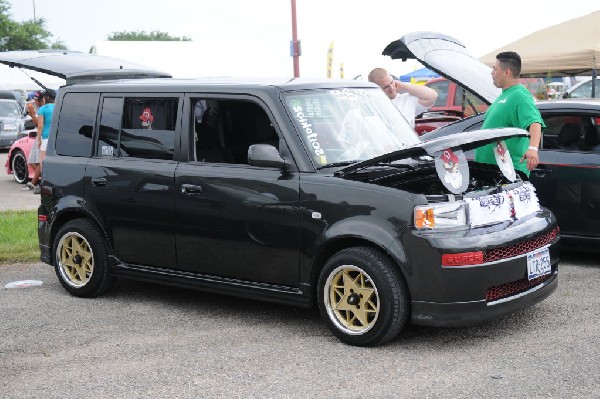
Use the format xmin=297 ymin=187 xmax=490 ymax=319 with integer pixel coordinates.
xmin=107 ymin=30 xmax=191 ymax=41
xmin=0 ymin=0 xmax=67 ymax=51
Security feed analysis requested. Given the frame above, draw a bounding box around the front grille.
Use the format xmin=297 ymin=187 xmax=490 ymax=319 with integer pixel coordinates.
xmin=486 ymin=274 xmax=551 ymax=302
xmin=484 ymin=227 xmax=559 ymax=263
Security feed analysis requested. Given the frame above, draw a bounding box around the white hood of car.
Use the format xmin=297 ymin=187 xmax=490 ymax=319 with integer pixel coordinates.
xmin=383 ymin=31 xmax=501 ymax=105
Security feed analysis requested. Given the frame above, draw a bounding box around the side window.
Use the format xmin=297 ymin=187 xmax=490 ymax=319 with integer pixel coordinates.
xmin=97 ymin=97 xmax=123 ymax=157
xmin=120 ymin=98 xmax=178 ymax=160
xmin=542 ymin=115 xmax=585 ymax=151
xmin=583 ymin=118 xmax=600 ymax=153
xmin=55 ymin=93 xmax=99 ymax=157
xmin=192 ymin=98 xmax=280 ymax=165
xmin=541 ymin=114 xmax=600 ymax=152
xmin=426 ymin=81 xmax=449 ymax=106
xmin=456 ymin=87 xmax=487 ymax=117
xmin=571 ymin=81 xmax=592 ymax=99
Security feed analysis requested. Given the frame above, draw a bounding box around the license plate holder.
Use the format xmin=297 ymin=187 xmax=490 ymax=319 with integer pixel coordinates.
xmin=527 ymin=247 xmax=551 ymax=280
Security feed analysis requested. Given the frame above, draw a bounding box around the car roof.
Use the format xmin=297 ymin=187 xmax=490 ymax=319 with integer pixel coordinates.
xmin=536 ymin=98 xmax=600 ymax=109
xmin=59 ymin=77 xmax=378 ymax=92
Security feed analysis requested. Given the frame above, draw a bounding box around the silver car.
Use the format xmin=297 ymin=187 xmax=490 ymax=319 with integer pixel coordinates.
xmin=0 ymin=99 xmax=26 ymax=149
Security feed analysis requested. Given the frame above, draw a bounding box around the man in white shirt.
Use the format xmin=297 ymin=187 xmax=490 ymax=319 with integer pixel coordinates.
xmin=368 ymin=68 xmax=437 ymax=127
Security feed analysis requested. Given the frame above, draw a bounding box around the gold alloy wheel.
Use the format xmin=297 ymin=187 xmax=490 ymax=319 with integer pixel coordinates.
xmin=325 ymin=265 xmax=380 ymax=335
xmin=56 ymin=232 xmax=94 ymax=288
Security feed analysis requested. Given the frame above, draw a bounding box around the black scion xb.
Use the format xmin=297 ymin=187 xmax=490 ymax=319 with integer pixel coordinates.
xmin=1 ymin=50 xmax=559 ymax=347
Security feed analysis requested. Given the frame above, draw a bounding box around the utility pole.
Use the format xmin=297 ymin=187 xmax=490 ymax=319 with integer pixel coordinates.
xmin=32 ymin=0 xmax=36 ymax=20
xmin=290 ymin=0 xmax=300 ymax=78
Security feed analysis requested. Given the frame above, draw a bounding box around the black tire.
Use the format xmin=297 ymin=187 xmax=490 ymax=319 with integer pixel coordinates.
xmin=317 ymin=247 xmax=409 ymax=347
xmin=53 ymin=219 xmax=115 ymax=298
xmin=11 ymin=149 xmax=28 ymax=184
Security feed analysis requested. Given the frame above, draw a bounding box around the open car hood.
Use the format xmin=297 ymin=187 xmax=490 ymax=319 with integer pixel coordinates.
xmin=382 ymin=32 xmax=500 ymax=105
xmin=337 ymin=127 xmax=527 ymax=176
xmin=0 ymin=50 xmax=172 ymax=86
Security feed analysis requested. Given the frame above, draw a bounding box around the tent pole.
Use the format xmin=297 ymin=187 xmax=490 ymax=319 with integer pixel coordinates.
xmin=592 ymin=68 xmax=596 ymax=98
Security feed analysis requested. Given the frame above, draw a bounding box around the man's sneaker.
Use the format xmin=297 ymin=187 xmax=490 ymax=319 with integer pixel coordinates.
xmin=33 ymin=185 xmax=41 ymax=194
xmin=21 ymin=182 xmax=35 ymax=190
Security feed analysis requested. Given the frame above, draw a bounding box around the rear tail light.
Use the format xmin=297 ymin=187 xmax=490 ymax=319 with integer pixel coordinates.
xmin=38 ymin=215 xmax=48 ymax=222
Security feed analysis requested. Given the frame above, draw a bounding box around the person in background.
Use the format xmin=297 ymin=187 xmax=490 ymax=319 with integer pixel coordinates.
xmin=33 ymin=91 xmax=55 ymax=194
xmin=474 ymin=51 xmax=544 ymax=179
xmin=368 ymin=67 xmax=437 ymax=127
xmin=22 ymin=91 xmax=44 ymax=191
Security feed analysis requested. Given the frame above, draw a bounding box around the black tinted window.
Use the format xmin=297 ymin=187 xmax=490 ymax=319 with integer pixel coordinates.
xmin=542 ymin=114 xmax=600 ymax=152
xmin=192 ymin=99 xmax=280 ymax=164
xmin=55 ymin=93 xmax=99 ymax=157
xmin=120 ymin=98 xmax=178 ymax=160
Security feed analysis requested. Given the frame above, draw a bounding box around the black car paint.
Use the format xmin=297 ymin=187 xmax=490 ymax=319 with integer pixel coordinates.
xmin=423 ymin=99 xmax=600 ymax=246
xmin=37 ymin=78 xmax=560 ymax=325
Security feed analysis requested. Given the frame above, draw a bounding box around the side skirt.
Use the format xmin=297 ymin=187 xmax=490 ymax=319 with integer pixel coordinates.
xmin=111 ymin=261 xmax=312 ymax=308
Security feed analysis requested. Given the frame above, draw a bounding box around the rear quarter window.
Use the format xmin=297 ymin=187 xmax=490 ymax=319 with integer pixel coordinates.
xmin=55 ymin=93 xmax=99 ymax=157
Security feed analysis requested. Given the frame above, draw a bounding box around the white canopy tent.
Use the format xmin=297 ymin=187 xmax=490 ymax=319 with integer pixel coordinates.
xmin=479 ymin=10 xmax=600 ymax=77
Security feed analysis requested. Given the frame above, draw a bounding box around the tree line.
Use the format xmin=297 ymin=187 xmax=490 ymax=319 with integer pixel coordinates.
xmin=0 ymin=0 xmax=190 ymax=52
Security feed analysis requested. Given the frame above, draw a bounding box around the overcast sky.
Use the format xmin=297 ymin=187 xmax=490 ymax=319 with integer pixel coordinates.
xmin=5 ymin=0 xmax=600 ymax=79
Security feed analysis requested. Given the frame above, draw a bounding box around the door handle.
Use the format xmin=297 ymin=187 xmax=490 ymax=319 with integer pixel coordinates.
xmin=91 ymin=177 xmax=107 ymax=187
xmin=181 ymin=184 xmax=203 ymax=194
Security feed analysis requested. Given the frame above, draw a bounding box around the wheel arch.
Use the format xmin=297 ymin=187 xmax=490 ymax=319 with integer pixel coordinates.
xmin=309 ymin=235 xmax=412 ymax=306
xmin=48 ymin=208 xmax=113 ymax=265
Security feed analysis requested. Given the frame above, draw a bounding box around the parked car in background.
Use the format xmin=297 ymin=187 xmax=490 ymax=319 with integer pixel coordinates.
xmin=383 ymin=32 xmax=600 ymax=251
xmin=0 ymin=49 xmax=560 ymax=347
xmin=0 ymin=90 xmax=26 ymax=109
xmin=563 ymin=77 xmax=599 ymax=99
xmin=414 ymin=77 xmax=488 ymax=135
xmin=5 ymin=131 xmax=36 ymax=183
xmin=414 ymin=77 xmax=548 ymax=135
xmin=0 ymin=98 xmax=28 ymax=149
xmin=422 ymin=99 xmax=600 ymax=250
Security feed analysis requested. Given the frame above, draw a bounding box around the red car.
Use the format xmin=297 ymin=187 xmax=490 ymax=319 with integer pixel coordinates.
xmin=5 ymin=131 xmax=36 ymax=184
xmin=415 ymin=77 xmax=548 ymax=135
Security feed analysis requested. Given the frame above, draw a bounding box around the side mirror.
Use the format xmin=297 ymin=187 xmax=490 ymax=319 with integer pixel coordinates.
xmin=248 ymin=144 xmax=287 ymax=169
xmin=562 ymin=92 xmax=570 ymax=99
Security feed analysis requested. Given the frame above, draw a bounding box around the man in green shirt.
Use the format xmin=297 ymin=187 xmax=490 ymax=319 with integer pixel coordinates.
xmin=475 ymin=51 xmax=544 ymax=178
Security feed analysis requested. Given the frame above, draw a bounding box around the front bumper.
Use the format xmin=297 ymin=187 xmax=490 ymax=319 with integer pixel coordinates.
xmin=411 ymin=269 xmax=558 ymax=326
xmin=398 ymin=210 xmax=560 ymax=326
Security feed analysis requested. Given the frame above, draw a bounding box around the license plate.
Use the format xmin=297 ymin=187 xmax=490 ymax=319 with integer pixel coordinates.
xmin=527 ymin=247 xmax=551 ymax=280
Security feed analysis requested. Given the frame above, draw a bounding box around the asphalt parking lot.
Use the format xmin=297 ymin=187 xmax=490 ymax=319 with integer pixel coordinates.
xmin=0 ymin=149 xmax=599 ymax=398
xmin=0 ymin=259 xmax=598 ymax=397
xmin=0 ymin=149 xmax=40 ymax=211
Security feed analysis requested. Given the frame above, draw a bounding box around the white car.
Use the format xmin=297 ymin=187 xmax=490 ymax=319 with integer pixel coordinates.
xmin=563 ymin=77 xmax=599 ymax=99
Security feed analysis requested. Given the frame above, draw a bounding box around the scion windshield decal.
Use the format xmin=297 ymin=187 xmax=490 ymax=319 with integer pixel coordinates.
xmin=284 ymin=88 xmax=419 ymax=168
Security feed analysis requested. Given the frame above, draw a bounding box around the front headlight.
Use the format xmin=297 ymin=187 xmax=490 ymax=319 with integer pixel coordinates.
xmin=2 ymin=123 xmax=17 ymax=132
xmin=414 ymin=202 xmax=468 ymax=230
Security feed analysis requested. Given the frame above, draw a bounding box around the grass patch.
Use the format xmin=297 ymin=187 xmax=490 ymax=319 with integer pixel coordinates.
xmin=0 ymin=210 xmax=40 ymax=264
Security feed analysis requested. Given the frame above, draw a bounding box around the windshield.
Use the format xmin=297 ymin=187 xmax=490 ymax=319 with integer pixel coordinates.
xmin=283 ymin=88 xmax=419 ymax=168
xmin=0 ymin=101 xmax=20 ymax=117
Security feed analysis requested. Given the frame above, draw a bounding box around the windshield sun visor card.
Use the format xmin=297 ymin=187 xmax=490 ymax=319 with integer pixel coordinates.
xmin=494 ymin=140 xmax=516 ymax=182
xmin=434 ymin=147 xmax=469 ymax=194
